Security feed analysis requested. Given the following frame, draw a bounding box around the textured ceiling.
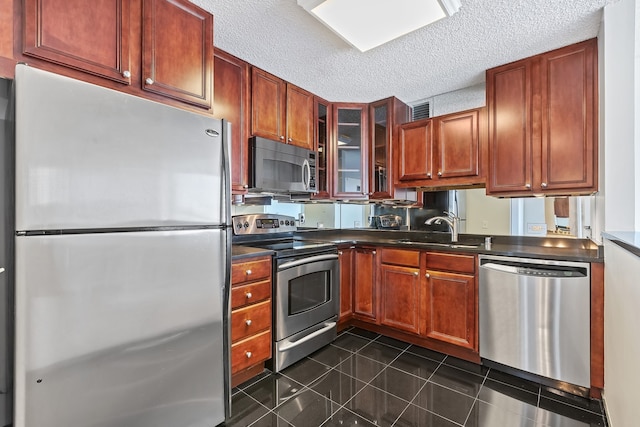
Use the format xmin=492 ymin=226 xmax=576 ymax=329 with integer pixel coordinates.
xmin=191 ymin=0 xmax=611 ymax=104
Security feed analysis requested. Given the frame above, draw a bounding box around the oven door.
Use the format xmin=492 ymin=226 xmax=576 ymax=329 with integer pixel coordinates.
xmin=275 ymin=253 xmax=339 ymax=341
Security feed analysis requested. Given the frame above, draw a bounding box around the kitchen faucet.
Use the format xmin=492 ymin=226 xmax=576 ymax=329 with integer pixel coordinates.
xmin=425 ymin=211 xmax=460 ymax=242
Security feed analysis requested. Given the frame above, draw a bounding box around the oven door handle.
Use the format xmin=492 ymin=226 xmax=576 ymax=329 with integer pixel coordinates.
xmin=278 ymin=321 xmax=337 ymax=352
xmin=278 ymin=253 xmax=338 ymax=270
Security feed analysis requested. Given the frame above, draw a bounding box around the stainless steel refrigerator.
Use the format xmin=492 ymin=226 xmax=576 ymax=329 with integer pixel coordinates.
xmin=12 ymin=65 xmax=231 ymax=427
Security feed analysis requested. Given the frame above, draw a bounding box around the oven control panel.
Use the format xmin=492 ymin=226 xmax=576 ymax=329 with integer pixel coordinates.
xmin=232 ymin=214 xmax=297 ymax=235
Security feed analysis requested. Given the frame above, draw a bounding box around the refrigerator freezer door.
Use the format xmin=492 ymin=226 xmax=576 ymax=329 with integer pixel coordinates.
xmin=14 ymin=65 xmax=227 ymax=231
xmin=14 ymin=230 xmax=226 ymax=427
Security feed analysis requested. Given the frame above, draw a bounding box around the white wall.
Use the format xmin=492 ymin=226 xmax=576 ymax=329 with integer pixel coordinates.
xmin=601 ymin=1 xmax=640 ymax=426
xmin=602 ymin=0 xmax=636 ymax=232
xmin=464 ymin=188 xmax=511 ymax=235
xmin=603 ymin=240 xmax=640 ymax=427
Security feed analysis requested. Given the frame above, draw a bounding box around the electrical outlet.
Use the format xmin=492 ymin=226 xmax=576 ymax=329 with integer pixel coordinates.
xmin=298 ymin=213 xmax=305 ymax=225
xmin=482 ymin=220 xmax=489 ymax=229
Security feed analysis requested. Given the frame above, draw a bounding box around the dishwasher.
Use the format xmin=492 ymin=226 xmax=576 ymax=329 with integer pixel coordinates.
xmin=479 ymin=255 xmax=590 ymax=389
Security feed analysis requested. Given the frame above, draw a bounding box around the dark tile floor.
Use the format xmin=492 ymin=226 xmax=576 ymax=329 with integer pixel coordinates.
xmin=224 ymin=328 xmax=608 ymax=427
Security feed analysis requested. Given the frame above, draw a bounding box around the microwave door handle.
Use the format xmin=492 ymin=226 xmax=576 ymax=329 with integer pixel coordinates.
xmin=302 ymin=159 xmax=311 ymax=190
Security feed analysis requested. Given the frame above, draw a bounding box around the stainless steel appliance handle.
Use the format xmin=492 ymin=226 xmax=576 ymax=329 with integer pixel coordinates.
xmin=278 ymin=321 xmax=336 ymax=352
xmin=480 ymin=262 xmax=520 ymax=274
xmin=278 ymin=253 xmax=338 ymax=270
xmin=221 ymin=120 xmax=232 ymax=225
xmin=302 ymin=159 xmax=311 ymax=190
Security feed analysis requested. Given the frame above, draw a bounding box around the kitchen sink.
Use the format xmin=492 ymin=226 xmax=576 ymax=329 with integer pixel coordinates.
xmin=392 ymin=239 xmax=481 ymax=249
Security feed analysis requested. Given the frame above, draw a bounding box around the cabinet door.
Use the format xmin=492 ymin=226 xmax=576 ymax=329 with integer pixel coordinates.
xmin=353 ymin=248 xmax=377 ymax=322
xmin=214 ymin=49 xmax=250 ymax=193
xmin=286 ymin=84 xmax=314 ymax=150
xmin=379 ymin=264 xmax=420 ymax=334
xmin=338 ymin=247 xmax=354 ymax=322
xmin=435 ymin=109 xmax=480 ymax=179
xmin=333 ymin=104 xmax=368 ymax=199
xmin=313 ymin=97 xmax=332 ymax=199
xmin=397 ymin=119 xmax=433 ymax=183
xmin=424 ymin=270 xmax=476 ymax=350
xmin=486 ymin=59 xmax=535 ymax=194
xmin=540 ymin=39 xmax=597 ymax=193
xmin=251 ymin=68 xmax=286 ymax=142
xmin=23 ymin=0 xmax=131 ymax=83
xmin=142 ymin=0 xmax=213 ymax=109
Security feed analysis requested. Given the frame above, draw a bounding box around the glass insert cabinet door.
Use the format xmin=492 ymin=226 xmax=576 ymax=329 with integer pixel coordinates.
xmin=313 ymin=97 xmax=331 ymax=199
xmin=332 ymin=104 xmax=368 ymax=199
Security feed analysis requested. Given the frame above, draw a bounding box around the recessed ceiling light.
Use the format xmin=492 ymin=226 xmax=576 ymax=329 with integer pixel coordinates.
xmin=298 ymin=0 xmax=462 ymax=52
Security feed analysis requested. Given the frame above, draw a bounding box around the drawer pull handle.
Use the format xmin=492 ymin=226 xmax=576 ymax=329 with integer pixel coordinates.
xmin=246 ymin=351 xmax=252 ymax=359
xmin=245 ymin=292 xmax=252 ymax=299
xmin=246 ymin=269 xmax=252 ymax=275
xmin=245 ymin=319 xmax=252 ymax=326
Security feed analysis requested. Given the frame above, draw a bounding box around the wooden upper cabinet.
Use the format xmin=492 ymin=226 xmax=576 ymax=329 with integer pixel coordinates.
xmin=397 ymin=119 xmax=434 ymax=183
xmin=22 ymin=0 xmax=131 ymax=83
xmin=142 ymin=0 xmax=213 ymax=109
xmin=369 ymin=97 xmax=410 ymax=199
xmin=214 ymin=49 xmax=250 ymax=193
xmin=286 ymin=84 xmax=314 ymax=149
xmin=487 ymin=38 xmax=597 ymax=196
xmin=313 ymin=96 xmax=332 ymax=199
xmin=540 ymin=40 xmax=597 ymax=193
xmin=436 ymin=109 xmax=482 ymax=180
xmin=486 ymin=60 xmax=534 ymax=193
xmin=396 ymin=108 xmax=485 ymax=188
xmin=251 ymin=68 xmax=313 ymax=149
xmin=252 ymin=68 xmax=286 ymax=141
xmin=332 ymin=104 xmax=369 ymax=199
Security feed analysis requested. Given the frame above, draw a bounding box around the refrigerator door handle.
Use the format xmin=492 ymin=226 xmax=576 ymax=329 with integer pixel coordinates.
xmin=220 ymin=120 xmax=232 ymax=225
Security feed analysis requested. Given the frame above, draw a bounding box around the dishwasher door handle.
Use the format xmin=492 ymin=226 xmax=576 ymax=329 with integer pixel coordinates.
xmin=480 ymin=262 xmax=520 ymax=275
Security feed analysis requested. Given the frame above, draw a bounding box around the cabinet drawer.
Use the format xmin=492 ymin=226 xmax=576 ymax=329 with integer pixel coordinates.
xmin=232 ymin=257 xmax=271 ymax=284
xmin=231 ymin=300 xmax=271 ymax=342
xmin=231 ymin=329 xmax=271 ymax=374
xmin=380 ymin=248 xmax=420 ymax=267
xmin=425 ymin=252 xmax=475 ymax=274
xmin=231 ymin=279 xmax=271 ymax=309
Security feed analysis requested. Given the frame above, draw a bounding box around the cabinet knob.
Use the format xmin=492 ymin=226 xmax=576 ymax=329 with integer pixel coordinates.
xmin=437 ymin=171 xmax=442 ymax=177
xmin=246 ymin=269 xmax=252 ymax=276
xmin=427 ymin=173 xmax=432 ymax=178
xmin=541 ymin=182 xmax=548 ymax=188
xmin=243 ymin=184 xmax=249 ymax=189
xmin=245 ymin=351 xmax=252 ymax=359
xmin=288 ymin=137 xmax=292 ymax=143
xmin=525 ymin=183 xmax=531 ymax=189
xmin=413 ymin=271 xmax=419 ymax=276
xmin=122 ymin=70 xmax=131 ymax=78
xmin=245 ymin=319 xmax=252 ymax=326
xmin=338 ymin=251 xmax=343 ymax=255
xmin=145 ymin=77 xmax=154 ymax=85
xmin=425 ymin=273 xmax=430 ymax=278
xmin=372 ymin=251 xmax=377 ymax=255
xmin=245 ymin=292 xmax=252 ymax=299
xmin=279 ymin=135 xmax=285 ymax=140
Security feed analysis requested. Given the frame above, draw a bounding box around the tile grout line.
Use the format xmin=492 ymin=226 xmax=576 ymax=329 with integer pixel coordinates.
xmin=461 ymin=368 xmax=490 ymax=426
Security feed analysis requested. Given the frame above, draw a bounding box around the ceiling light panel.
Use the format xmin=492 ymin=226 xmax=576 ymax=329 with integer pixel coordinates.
xmin=298 ymin=0 xmax=461 ymax=52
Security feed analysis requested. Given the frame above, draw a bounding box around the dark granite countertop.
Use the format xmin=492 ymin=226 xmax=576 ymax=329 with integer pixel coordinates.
xmin=294 ymin=229 xmax=603 ymax=263
xmin=231 ymin=245 xmax=274 ymax=260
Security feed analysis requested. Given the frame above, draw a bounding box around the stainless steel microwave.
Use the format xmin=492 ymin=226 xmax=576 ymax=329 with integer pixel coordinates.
xmin=250 ymin=136 xmax=317 ymax=194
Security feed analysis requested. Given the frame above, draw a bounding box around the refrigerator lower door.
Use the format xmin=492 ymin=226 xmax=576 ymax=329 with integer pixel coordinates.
xmin=14 ymin=229 xmax=226 ymax=427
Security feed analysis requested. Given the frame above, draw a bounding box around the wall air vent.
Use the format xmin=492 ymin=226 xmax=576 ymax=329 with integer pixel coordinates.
xmin=412 ymin=100 xmax=431 ymax=120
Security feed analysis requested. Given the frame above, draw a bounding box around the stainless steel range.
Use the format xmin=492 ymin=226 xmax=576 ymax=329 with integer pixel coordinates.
xmin=232 ymin=214 xmax=339 ymax=372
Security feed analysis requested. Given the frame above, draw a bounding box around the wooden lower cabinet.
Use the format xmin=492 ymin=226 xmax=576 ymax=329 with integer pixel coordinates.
xmin=230 ymin=255 xmax=272 ymax=387
xmin=352 ymin=247 xmax=378 ymax=323
xmin=338 ymin=246 xmax=355 ymax=328
xmin=379 ymin=249 xmax=421 ymax=334
xmin=422 ymin=252 xmax=477 ymax=351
